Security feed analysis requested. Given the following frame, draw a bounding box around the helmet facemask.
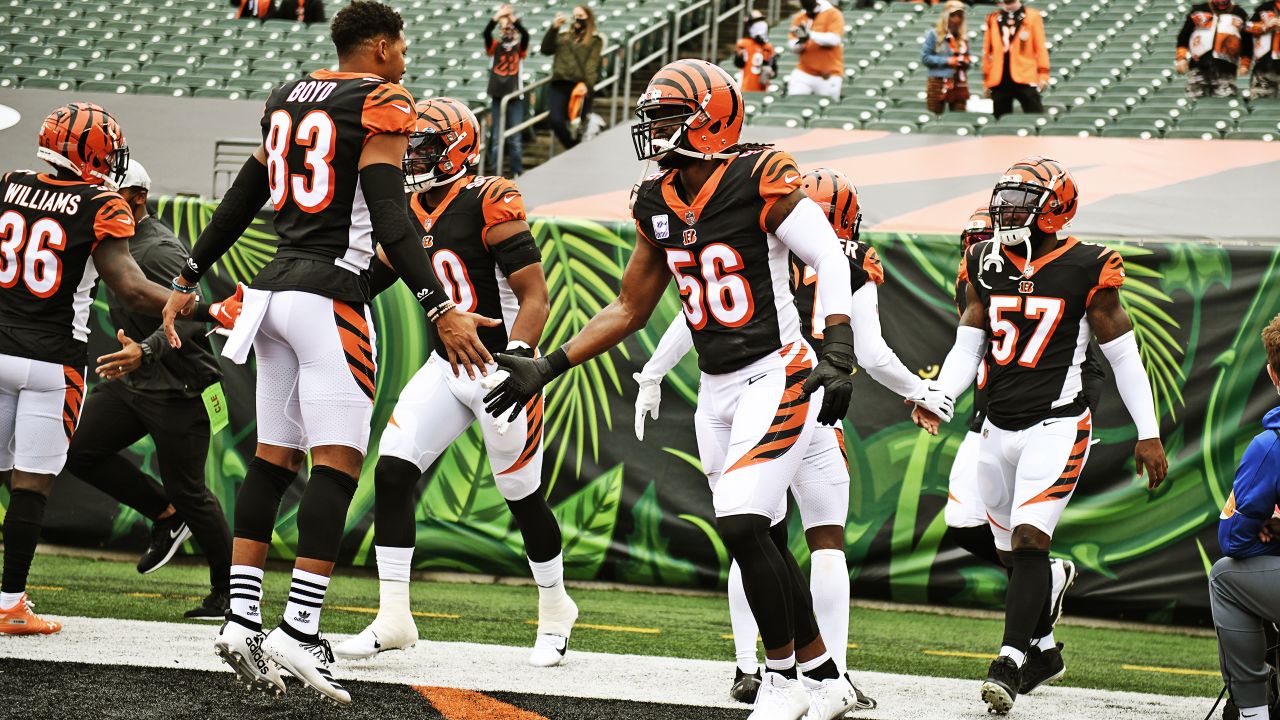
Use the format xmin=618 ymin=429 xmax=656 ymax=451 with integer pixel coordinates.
xmin=403 ymin=128 xmax=466 ymax=192
xmin=631 ymin=96 xmax=702 ymax=163
xmin=986 ymin=183 xmax=1054 ymax=280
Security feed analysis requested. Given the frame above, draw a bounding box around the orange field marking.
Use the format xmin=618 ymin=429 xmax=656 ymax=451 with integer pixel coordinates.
xmin=414 ymin=685 xmax=549 ymax=719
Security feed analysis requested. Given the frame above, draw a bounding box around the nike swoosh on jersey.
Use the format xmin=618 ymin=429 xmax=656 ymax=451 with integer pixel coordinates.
xmin=747 ymin=373 xmax=768 ymax=385
xmin=1041 ymin=419 xmax=1063 ymax=426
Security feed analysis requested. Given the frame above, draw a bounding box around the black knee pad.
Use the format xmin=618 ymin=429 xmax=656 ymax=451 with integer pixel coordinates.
xmin=373 ymin=457 xmax=421 ymax=548
xmin=507 ymin=491 xmax=562 ymax=563
xmin=295 ymin=465 xmax=358 ymax=561
xmin=233 ymin=457 xmax=296 ymax=544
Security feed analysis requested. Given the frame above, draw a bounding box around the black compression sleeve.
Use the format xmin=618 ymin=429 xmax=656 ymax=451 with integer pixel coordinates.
xmin=368 ymin=257 xmax=400 ymax=298
xmin=360 ymin=163 xmax=449 ymax=313
xmin=181 ymin=156 xmax=270 ymax=283
xmin=492 ymin=229 xmax=541 ymax=277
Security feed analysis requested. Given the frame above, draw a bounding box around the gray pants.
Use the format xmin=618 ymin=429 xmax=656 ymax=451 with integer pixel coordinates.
xmin=1210 ymin=555 xmax=1280 ymax=708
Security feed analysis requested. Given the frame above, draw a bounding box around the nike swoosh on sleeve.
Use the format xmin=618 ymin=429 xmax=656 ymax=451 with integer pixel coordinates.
xmin=783 ymin=174 xmax=798 ymax=184
xmin=391 ymin=103 xmax=413 ymax=114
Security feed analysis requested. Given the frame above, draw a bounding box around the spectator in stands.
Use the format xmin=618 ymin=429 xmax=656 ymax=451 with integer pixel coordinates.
xmin=787 ymin=0 xmax=845 ymax=99
xmin=231 ymin=0 xmax=272 ymax=20
xmin=541 ymin=5 xmax=603 ymax=150
xmin=64 ymin=160 xmax=231 ymax=621
xmin=273 ymin=0 xmax=325 ymax=25
xmin=982 ymin=0 xmax=1049 ymax=118
xmin=1176 ymin=0 xmax=1253 ymax=98
xmin=485 ymin=3 xmax=530 ymax=176
xmin=735 ymin=10 xmax=778 ymax=93
xmin=1246 ymin=0 xmax=1280 ymax=98
xmin=1209 ymin=313 xmax=1280 ymax=720
xmin=922 ymin=1 xmax=974 ymax=114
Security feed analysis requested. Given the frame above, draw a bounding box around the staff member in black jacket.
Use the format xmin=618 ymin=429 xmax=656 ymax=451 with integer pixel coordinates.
xmin=65 ymin=161 xmax=234 ymax=620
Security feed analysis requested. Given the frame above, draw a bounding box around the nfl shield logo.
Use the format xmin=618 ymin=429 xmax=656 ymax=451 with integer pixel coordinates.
xmin=423 ymin=217 xmax=433 ymax=232
xmin=684 ymin=211 xmax=696 ymax=226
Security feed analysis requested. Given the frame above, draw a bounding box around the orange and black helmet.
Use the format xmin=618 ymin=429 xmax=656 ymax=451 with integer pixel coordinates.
xmin=37 ymin=102 xmax=129 ymax=189
xmin=800 ymin=168 xmax=861 ymax=241
xmin=960 ymin=207 xmax=993 ymax=251
xmin=989 ymin=156 xmax=1078 ymax=244
xmin=405 ymin=97 xmax=480 ymax=192
xmin=631 ymin=59 xmax=743 ymax=161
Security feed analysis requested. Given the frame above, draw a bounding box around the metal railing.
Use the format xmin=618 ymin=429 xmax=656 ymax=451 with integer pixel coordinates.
xmin=672 ymin=0 xmax=714 ymax=60
xmin=623 ymin=20 xmax=673 ymax=111
xmin=710 ymin=0 xmax=752 ymax=62
xmin=596 ymin=42 xmax=624 ymax=128
xmin=212 ymin=138 xmax=260 ymax=199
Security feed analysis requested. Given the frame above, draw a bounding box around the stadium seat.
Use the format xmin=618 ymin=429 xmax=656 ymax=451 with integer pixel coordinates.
xmin=752 ymin=114 xmax=805 ymax=129
xmin=809 ymin=118 xmax=863 ymax=131
xmin=1163 ymin=128 xmax=1220 ymax=140
xmin=77 ymin=80 xmax=133 ymax=93
xmin=1226 ymin=129 xmax=1278 ymax=141
xmin=1040 ymin=122 xmax=1099 ymax=136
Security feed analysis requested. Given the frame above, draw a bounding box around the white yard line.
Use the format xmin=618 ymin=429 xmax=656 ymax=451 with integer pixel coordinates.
xmin=0 ymin=616 xmax=1216 ymax=719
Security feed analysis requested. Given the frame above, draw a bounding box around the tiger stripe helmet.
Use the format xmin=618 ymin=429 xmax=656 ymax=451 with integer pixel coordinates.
xmin=800 ymin=168 xmax=861 ymax=241
xmin=960 ymin=207 xmax=993 ymax=251
xmin=989 ymin=157 xmax=1079 ymax=246
xmin=37 ymin=102 xmax=129 ymax=190
xmin=631 ymin=59 xmax=744 ymax=161
xmin=404 ymin=97 xmax=480 ymax=192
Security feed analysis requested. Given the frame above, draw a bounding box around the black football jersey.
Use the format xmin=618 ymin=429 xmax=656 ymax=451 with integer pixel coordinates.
xmin=791 ymin=238 xmax=883 ymax=347
xmin=408 ymin=175 xmax=528 ymax=359
xmin=962 ymin=237 xmax=1124 ymax=431
xmin=252 ymin=70 xmax=417 ymax=302
xmin=631 ymin=149 xmax=805 ymax=375
xmin=0 ymin=171 xmax=134 ymax=366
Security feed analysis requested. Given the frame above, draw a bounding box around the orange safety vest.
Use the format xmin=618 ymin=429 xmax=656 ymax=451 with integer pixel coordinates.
xmin=982 ymin=7 xmax=1050 ymax=88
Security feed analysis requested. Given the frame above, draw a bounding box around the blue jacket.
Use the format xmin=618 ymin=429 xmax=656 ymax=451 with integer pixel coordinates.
xmin=922 ymin=29 xmax=962 ymax=79
xmin=1219 ymin=405 xmax=1280 ymax=559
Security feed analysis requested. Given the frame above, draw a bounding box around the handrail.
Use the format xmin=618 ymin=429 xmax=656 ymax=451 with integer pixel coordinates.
xmin=596 ymin=42 xmax=624 ymax=128
xmin=672 ymin=0 xmax=713 ymax=60
xmin=622 ymin=18 xmax=672 ymax=110
xmin=710 ymin=0 xmax=750 ymax=63
xmin=491 ymin=74 xmax=553 ymax=178
xmin=211 ymin=137 xmax=260 ymax=198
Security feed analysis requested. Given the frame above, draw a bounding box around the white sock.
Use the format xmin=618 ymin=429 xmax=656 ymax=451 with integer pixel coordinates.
xmin=283 ymin=568 xmax=330 ymax=637
xmin=809 ymin=548 xmax=851 ymax=676
xmin=530 ymin=553 xmax=568 ymax=605
xmin=765 ymin=653 xmax=796 ymax=674
xmin=228 ymin=564 xmax=264 ymax=628
xmin=375 ymin=545 xmax=413 ymax=583
xmin=999 ymin=646 xmax=1027 ymax=667
xmin=377 ymin=579 xmax=411 ymax=622
xmin=728 ymin=561 xmax=761 ymax=674
xmin=1241 ymin=706 xmax=1270 ymax=719
xmin=1035 ymin=632 xmax=1056 ymax=651
xmin=797 ymin=650 xmax=833 ymax=675
xmin=0 ymin=591 xmax=24 ymax=610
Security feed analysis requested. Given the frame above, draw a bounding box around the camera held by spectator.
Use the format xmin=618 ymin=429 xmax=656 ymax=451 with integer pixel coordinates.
xmin=735 ymin=10 xmax=778 ymax=93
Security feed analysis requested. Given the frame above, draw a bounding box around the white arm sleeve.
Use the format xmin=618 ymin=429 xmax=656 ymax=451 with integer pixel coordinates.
xmin=775 ymin=196 xmax=853 ymax=320
xmin=1100 ymin=331 xmax=1160 ymax=440
xmin=808 ymin=31 xmax=842 ymax=47
xmin=851 ymin=282 xmax=924 ymax=398
xmin=638 ymin=315 xmax=694 ymax=381
xmin=937 ymin=325 xmax=987 ymax=399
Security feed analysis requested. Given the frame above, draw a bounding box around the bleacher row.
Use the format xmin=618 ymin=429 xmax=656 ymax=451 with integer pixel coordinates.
xmin=734 ymin=0 xmax=1280 ymax=141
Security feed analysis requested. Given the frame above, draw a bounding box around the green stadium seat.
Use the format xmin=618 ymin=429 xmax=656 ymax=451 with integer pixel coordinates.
xmin=1175 ymin=119 xmax=1230 ymax=135
xmin=1040 ymin=122 xmax=1100 ymax=136
xmin=193 ymin=87 xmax=247 ymax=100
xmin=920 ymin=121 xmax=978 ymax=137
xmin=1162 ymin=128 xmax=1220 ymax=139
xmin=822 ymin=107 xmax=878 ymax=125
xmin=979 ymin=123 xmax=1038 ymax=137
xmin=1239 ymin=117 xmax=1280 ymax=133
xmin=863 ymin=120 xmax=915 ymax=134
xmin=879 ymin=109 xmax=932 ymax=127
xmin=1226 ymin=129 xmax=1278 ymax=141
xmin=1100 ymin=126 xmax=1160 ymax=139
xmin=809 ymin=118 xmax=863 ymax=131
xmin=18 ymin=77 xmax=73 ymax=90
xmin=77 ymin=80 xmax=133 ymax=93
xmin=58 ymin=68 xmax=113 ymax=84
xmin=135 ymin=84 xmax=189 ymax=97
xmin=752 ymin=114 xmax=806 ymax=129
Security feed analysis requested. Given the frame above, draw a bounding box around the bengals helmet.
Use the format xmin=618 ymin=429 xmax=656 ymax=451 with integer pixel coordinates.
xmin=37 ymin=102 xmax=129 ymax=190
xmin=801 ymin=168 xmax=861 ymax=241
xmin=960 ymin=207 xmax=993 ymax=251
xmin=631 ymin=59 xmax=744 ymax=162
xmin=404 ymin=97 xmax=480 ymax=192
xmin=988 ymin=157 xmax=1078 ymax=247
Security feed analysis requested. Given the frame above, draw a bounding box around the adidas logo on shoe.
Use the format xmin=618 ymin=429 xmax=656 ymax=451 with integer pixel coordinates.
xmin=245 ymin=634 xmax=272 ymax=675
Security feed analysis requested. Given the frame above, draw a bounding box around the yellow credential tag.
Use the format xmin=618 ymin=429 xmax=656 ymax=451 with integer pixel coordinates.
xmin=202 ymin=381 xmax=230 ymax=435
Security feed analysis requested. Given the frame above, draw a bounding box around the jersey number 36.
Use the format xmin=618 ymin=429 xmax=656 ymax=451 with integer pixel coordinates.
xmin=0 ymin=211 xmax=65 ymax=298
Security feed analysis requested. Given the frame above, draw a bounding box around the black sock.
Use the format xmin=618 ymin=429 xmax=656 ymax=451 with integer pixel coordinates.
xmin=947 ymin=524 xmax=1005 ymax=568
xmin=1002 ymin=548 xmax=1051 ymax=656
xmin=2 ymin=489 xmax=47 ymax=596
xmin=770 ymin=521 xmax=821 ymax=650
xmin=719 ymin=514 xmax=794 ymax=651
xmin=769 ymin=662 xmax=798 ymax=680
xmin=1031 ymin=575 xmax=1056 ymax=640
xmin=373 ymin=457 xmax=421 ymax=548
xmin=233 ymin=457 xmax=296 ymax=543
xmin=295 ymin=466 xmax=358 ymax=562
xmin=804 ymin=657 xmax=840 ymax=681
xmin=507 ymin=491 xmax=562 ymax=563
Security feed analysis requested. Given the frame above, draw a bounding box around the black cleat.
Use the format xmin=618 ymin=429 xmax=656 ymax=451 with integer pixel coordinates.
xmin=185 ymin=589 xmax=230 ymax=621
xmin=1019 ymin=643 xmax=1066 ymax=694
xmin=730 ymin=667 xmax=761 ymax=704
xmin=981 ymin=656 xmax=1021 ymax=714
xmin=137 ymin=515 xmax=191 ymax=574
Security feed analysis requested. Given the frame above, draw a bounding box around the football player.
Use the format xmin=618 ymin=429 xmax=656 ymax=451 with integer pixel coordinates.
xmin=917 ymin=157 xmax=1168 ymax=714
xmin=634 ymin=169 xmax=947 ymax=709
xmin=483 ymin=59 xmax=863 ymax=720
xmin=0 ymin=102 xmax=217 ymax=635
xmin=333 ymin=98 xmax=576 ymax=668
xmin=161 ymin=1 xmax=495 ymax=705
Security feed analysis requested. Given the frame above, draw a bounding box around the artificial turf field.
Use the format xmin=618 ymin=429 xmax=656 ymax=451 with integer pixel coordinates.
xmin=4 ymin=552 xmax=1224 ymax=704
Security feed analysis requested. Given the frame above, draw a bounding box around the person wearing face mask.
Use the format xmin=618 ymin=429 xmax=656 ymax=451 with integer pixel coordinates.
xmin=540 ymin=5 xmax=604 ymax=149
xmin=484 ymin=4 xmax=530 ymax=176
xmin=1246 ymin=0 xmax=1280 ymax=99
xmin=922 ymin=1 xmax=974 ymax=114
xmin=1176 ymin=0 xmax=1253 ymax=97
xmin=982 ymin=0 xmax=1049 ymax=118
xmin=735 ymin=10 xmax=778 ymax=93
xmin=1209 ymin=313 xmax=1280 ymax=720
xmin=787 ymin=0 xmax=845 ymax=99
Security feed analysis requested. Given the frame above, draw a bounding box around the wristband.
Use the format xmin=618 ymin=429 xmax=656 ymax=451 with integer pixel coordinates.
xmin=545 ymin=347 xmax=571 ymax=376
xmin=171 ymin=277 xmax=199 ymax=294
xmin=427 ymin=299 xmax=456 ymax=323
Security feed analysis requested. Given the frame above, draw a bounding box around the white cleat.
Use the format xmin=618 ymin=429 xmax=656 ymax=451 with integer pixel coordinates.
xmin=213 ymin=621 xmax=285 ymax=697
xmin=262 ymin=626 xmax=351 ymax=705
xmin=802 ymin=676 xmax=857 ymax=720
xmin=333 ymin=614 xmax=418 ymax=660
xmin=529 ymin=594 xmax=578 ymax=667
xmin=749 ymin=672 xmax=810 ymax=720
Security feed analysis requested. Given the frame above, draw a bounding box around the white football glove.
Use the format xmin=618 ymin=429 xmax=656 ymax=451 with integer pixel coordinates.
xmin=482 ymin=369 xmax=514 ymax=435
xmin=908 ymin=382 xmax=955 ymax=423
xmin=633 ymin=372 xmax=662 ymax=441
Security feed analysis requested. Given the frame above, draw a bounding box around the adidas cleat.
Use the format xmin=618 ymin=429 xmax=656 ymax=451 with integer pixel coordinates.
xmin=530 ymin=595 xmax=578 ymax=667
xmin=749 ymin=671 xmax=810 ymax=720
xmin=980 ymin=656 xmax=1021 ymax=715
xmin=1019 ymin=643 xmax=1066 ymax=694
xmin=801 ymin=675 xmax=855 ymax=720
xmin=731 ymin=667 xmax=763 ymax=704
xmin=213 ymin=620 xmax=285 ymax=697
xmin=263 ymin=625 xmax=351 ymax=705
xmin=334 ymin=614 xmax=418 ymax=660
xmin=0 ymin=594 xmax=61 ymax=636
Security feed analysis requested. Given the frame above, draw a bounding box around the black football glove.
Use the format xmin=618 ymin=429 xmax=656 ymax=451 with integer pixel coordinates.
xmin=800 ymin=322 xmax=855 ymax=426
xmin=483 ymin=348 xmax=570 ymax=422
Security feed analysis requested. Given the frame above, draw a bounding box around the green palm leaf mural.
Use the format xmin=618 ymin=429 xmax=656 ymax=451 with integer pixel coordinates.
xmin=616 ymin=481 xmax=698 ymax=586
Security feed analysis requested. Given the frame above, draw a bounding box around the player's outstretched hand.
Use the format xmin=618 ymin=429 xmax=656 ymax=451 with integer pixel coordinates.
xmin=1135 ymin=437 xmax=1169 ymax=490
xmin=96 ymin=329 xmax=144 ymax=380
xmin=907 ymin=382 xmax=955 ymax=423
xmin=800 ymin=323 xmax=855 ymax=426
xmin=908 ymin=401 xmax=941 ymax=436
xmin=483 ymin=352 xmax=554 ymax=422
xmin=633 ymin=373 xmax=662 ymax=441
xmin=435 ymin=308 xmax=502 ymax=380
xmin=161 ymin=287 xmax=198 ymax=349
